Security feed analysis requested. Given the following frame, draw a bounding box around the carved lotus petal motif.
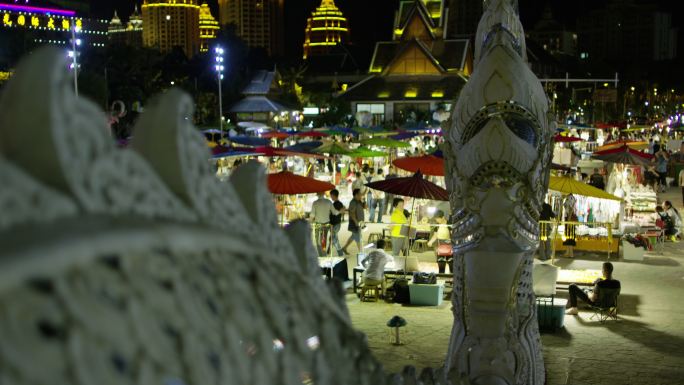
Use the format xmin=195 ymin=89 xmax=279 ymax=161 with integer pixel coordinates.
xmin=0 ymin=160 xmax=78 ymax=231
xmin=285 ymin=220 xmax=324 ymax=278
xmin=131 ymin=90 xmax=253 ymax=233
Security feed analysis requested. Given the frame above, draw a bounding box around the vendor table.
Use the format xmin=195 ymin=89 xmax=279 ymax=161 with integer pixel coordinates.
xmin=352 ymin=262 xmax=451 ymax=293
xmin=556 ymin=269 xmax=602 ymax=288
xmin=319 ymin=257 xmax=348 ymax=281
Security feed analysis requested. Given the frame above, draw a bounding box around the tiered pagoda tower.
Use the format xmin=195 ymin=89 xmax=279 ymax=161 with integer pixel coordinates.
xmin=199 ymin=2 xmax=219 ymax=52
xmin=302 ymin=0 xmax=350 ymax=59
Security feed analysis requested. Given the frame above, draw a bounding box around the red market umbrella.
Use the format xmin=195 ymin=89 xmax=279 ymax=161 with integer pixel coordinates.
xmin=261 ymin=131 xmax=291 ymax=139
xmin=267 ymin=171 xmax=335 ymax=195
xmin=365 ymin=171 xmax=448 ymax=201
xmin=553 ymin=134 xmax=583 ymax=143
xmin=366 ymin=171 xmax=448 ymax=260
xmin=393 ymin=154 xmax=445 ymax=176
xmin=592 ymin=145 xmax=653 ymax=166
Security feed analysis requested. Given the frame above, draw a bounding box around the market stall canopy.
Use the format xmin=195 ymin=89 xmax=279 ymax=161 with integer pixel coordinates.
xmin=392 ymin=131 xmax=419 ymax=140
xmin=393 ymin=154 xmax=445 ymax=176
xmin=596 ymin=140 xmax=648 ymax=152
xmin=267 ymin=171 xmax=335 ymax=195
xmin=553 ymin=134 xmax=583 ymax=143
xmin=313 ymin=141 xmax=352 ymax=155
xmin=227 ymin=135 xmax=270 ymax=146
xmin=348 ymin=147 xmax=387 ymax=158
xmin=548 ymin=176 xmax=622 ymax=201
xmin=592 ymin=145 xmax=653 ymax=166
xmin=365 ymin=171 xmax=448 ymax=201
xmin=285 ymin=141 xmax=323 ymax=152
xmin=211 ymin=145 xmax=263 ymax=158
xmin=322 ymin=127 xmax=355 ymax=136
xmin=360 ymin=137 xmax=411 ymax=148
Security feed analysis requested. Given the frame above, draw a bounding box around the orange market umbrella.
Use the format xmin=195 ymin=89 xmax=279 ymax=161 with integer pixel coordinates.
xmin=596 ymin=140 xmax=648 ymax=152
xmin=393 ymin=154 xmax=445 ymax=176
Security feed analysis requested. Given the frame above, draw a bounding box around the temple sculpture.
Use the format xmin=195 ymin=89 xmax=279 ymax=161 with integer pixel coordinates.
xmin=443 ymin=0 xmax=555 ymax=384
xmin=0 ymin=1 xmax=554 ymax=383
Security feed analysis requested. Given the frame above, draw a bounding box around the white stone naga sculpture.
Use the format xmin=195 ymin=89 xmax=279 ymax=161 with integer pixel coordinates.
xmin=443 ymin=0 xmax=555 ymax=384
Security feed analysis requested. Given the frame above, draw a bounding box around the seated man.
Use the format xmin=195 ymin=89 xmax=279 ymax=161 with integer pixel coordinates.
xmin=361 ymin=239 xmax=394 ymax=295
xmin=566 ymin=262 xmax=620 ymax=315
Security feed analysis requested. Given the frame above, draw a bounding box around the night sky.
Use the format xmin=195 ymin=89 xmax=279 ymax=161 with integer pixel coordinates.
xmin=91 ymin=0 xmax=684 ymax=59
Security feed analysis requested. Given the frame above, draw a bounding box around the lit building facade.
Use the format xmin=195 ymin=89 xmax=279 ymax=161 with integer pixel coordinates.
xmin=108 ymin=6 xmax=143 ymax=47
xmin=0 ymin=1 xmax=108 ymax=68
xmin=218 ymin=0 xmax=284 ymax=56
xmin=141 ymin=0 xmax=200 ymax=57
xmin=302 ymin=0 xmax=349 ymax=59
xmin=199 ymin=2 xmax=218 ymax=52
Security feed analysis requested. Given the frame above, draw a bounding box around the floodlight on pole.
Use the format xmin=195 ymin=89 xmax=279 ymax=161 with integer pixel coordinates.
xmin=214 ymin=46 xmax=225 ymax=132
xmin=69 ymin=25 xmax=81 ymax=97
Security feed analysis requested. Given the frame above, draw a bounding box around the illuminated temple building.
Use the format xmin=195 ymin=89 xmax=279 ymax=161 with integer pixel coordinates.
xmin=337 ymin=0 xmax=472 ymax=124
xmin=108 ymin=5 xmax=143 ymax=47
xmin=302 ymin=0 xmax=349 ymax=59
xmin=199 ymin=2 xmax=219 ymax=53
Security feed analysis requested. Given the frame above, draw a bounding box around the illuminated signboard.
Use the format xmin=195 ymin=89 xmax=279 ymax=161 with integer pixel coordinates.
xmin=0 ymin=11 xmax=81 ymax=31
xmin=0 ymin=1 xmax=81 ymax=31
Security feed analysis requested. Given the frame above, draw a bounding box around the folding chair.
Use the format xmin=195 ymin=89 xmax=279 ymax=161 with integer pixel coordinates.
xmin=590 ymin=287 xmax=620 ymax=322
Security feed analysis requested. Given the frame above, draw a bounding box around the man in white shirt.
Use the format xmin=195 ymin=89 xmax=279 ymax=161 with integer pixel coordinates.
xmin=361 ymin=239 xmax=394 ymax=295
xmin=311 ymin=192 xmax=337 ymax=256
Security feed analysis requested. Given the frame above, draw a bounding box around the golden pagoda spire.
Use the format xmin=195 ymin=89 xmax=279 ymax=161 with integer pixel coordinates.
xmin=303 ymin=0 xmax=350 ymax=58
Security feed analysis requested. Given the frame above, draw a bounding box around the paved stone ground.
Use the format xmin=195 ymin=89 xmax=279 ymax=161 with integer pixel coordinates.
xmin=340 ymin=188 xmax=684 ymax=385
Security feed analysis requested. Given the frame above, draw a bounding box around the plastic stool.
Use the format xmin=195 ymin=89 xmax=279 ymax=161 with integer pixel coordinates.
xmin=412 ymin=239 xmax=429 ymax=253
xmin=360 ymin=284 xmax=382 ymax=302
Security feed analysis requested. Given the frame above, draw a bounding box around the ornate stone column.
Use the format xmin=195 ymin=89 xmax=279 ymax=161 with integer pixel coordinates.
xmin=443 ymin=1 xmax=555 ymax=384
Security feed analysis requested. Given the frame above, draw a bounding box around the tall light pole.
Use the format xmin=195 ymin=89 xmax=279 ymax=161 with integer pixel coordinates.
xmin=68 ymin=24 xmax=82 ymax=97
xmin=214 ymin=46 xmax=225 ymax=132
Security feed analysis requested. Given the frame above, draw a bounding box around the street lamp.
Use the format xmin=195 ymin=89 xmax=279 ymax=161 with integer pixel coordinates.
xmin=68 ymin=24 xmax=82 ymax=97
xmin=214 ymin=46 xmax=225 ymax=132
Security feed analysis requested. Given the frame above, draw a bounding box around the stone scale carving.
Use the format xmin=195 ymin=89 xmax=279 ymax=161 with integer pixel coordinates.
xmin=443 ymin=0 xmax=555 ymax=384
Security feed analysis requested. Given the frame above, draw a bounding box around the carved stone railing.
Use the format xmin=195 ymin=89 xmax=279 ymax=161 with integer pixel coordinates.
xmin=0 ymin=47 xmax=413 ymax=385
